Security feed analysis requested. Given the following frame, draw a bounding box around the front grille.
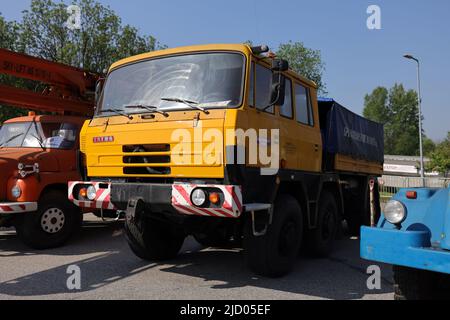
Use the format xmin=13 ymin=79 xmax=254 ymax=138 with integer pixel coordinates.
xmin=123 ymin=155 xmax=170 ymax=164
xmin=122 ymin=144 xmax=171 ymax=176
xmin=123 ymin=167 xmax=171 ymax=175
xmin=123 ymin=144 xmax=170 ymax=153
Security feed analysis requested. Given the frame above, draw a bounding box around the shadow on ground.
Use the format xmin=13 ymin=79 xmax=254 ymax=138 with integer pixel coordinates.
xmin=0 ymin=221 xmax=393 ymax=300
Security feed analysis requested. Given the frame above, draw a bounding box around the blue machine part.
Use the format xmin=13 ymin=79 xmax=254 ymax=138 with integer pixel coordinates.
xmin=361 ymin=186 xmax=450 ymax=274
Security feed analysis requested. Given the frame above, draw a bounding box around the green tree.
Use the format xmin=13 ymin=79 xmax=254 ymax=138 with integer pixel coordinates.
xmin=20 ymin=0 xmax=164 ymax=73
xmin=423 ymin=137 xmax=436 ymax=156
xmin=0 ymin=13 xmax=22 ymax=50
xmin=0 ymin=13 xmax=28 ymax=122
xmin=0 ymin=0 xmax=164 ymax=123
xmin=363 ymin=87 xmax=389 ymax=123
xmin=276 ymin=41 xmax=326 ymax=95
xmin=426 ymin=132 xmax=450 ymax=177
xmin=363 ymin=84 xmax=423 ymax=156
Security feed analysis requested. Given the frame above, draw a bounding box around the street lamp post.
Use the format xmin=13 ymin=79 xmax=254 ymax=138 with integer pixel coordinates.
xmin=404 ymin=54 xmax=425 ymax=187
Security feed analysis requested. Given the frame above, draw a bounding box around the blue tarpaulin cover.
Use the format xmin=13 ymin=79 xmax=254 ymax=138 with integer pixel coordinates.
xmin=318 ymin=98 xmax=384 ymax=163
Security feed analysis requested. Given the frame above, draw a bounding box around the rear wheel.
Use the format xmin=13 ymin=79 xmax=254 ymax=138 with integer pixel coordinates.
xmin=124 ymin=210 xmax=186 ymax=261
xmin=306 ymin=191 xmax=339 ymax=257
xmin=15 ymin=190 xmax=82 ymax=250
xmin=243 ymin=194 xmax=303 ymax=278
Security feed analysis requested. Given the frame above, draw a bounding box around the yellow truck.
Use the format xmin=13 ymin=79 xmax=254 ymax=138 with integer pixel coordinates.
xmin=68 ymin=44 xmax=384 ymax=277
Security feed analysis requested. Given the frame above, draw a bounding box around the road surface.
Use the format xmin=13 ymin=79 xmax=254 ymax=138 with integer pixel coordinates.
xmin=0 ymin=216 xmax=394 ymax=300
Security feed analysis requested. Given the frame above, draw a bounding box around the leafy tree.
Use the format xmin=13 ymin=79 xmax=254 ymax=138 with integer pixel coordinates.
xmin=276 ymin=41 xmax=326 ymax=95
xmin=20 ymin=0 xmax=164 ymax=73
xmin=363 ymin=87 xmax=389 ymax=123
xmin=363 ymin=84 xmax=426 ymax=156
xmin=0 ymin=0 xmax=164 ymax=123
xmin=426 ymin=132 xmax=450 ymax=177
xmin=0 ymin=13 xmax=22 ymax=51
xmin=0 ymin=13 xmax=28 ymax=122
xmin=388 ymin=84 xmax=421 ymax=156
xmin=423 ymin=137 xmax=436 ymax=156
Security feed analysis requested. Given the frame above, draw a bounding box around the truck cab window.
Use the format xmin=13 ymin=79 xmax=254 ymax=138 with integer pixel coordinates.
xmin=280 ymin=78 xmax=293 ymax=118
xmin=255 ymin=63 xmax=274 ymax=113
xmin=295 ymin=83 xmax=311 ymax=125
xmin=42 ymin=123 xmax=78 ymax=149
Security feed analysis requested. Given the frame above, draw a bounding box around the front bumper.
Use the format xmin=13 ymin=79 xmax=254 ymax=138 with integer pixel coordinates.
xmin=0 ymin=202 xmax=37 ymax=214
xmin=68 ymin=181 xmax=243 ymax=218
xmin=361 ymin=226 xmax=450 ymax=275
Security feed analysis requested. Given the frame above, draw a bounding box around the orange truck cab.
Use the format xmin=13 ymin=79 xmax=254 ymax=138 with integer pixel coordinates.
xmin=0 ymin=48 xmax=98 ymax=249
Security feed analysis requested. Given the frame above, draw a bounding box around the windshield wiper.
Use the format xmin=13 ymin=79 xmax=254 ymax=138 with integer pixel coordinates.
xmin=101 ymin=109 xmax=134 ymax=120
xmin=31 ymin=118 xmax=45 ymax=150
xmin=124 ymin=105 xmax=169 ymax=117
xmin=161 ymin=97 xmax=209 ymax=114
xmin=0 ymin=133 xmax=24 ymax=149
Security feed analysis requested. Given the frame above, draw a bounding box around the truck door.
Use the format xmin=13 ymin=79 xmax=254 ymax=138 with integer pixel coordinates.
xmin=246 ymin=62 xmax=280 ymax=171
xmin=292 ymin=83 xmax=322 ymax=172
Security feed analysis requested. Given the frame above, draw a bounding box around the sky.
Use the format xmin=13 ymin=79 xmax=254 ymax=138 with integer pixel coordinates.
xmin=1 ymin=0 xmax=449 ymax=141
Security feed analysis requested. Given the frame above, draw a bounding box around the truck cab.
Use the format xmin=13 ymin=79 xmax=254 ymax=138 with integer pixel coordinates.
xmin=0 ymin=114 xmax=86 ymax=248
xmin=361 ymin=185 xmax=450 ymax=299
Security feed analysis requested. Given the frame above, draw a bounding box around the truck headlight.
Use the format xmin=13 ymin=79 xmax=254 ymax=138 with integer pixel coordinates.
xmin=11 ymin=185 xmax=22 ymax=198
xmin=384 ymin=200 xmax=407 ymax=225
xmin=86 ymin=185 xmax=97 ymax=201
xmin=191 ymin=189 xmax=207 ymax=207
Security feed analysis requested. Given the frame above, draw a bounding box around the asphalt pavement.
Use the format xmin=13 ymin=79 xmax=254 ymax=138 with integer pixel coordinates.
xmin=0 ymin=215 xmax=394 ymax=300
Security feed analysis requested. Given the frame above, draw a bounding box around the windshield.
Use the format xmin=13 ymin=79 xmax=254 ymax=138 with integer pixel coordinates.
xmin=97 ymin=52 xmax=245 ymax=116
xmin=0 ymin=122 xmax=78 ymax=149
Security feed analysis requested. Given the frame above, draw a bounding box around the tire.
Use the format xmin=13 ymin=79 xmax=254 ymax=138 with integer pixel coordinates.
xmin=15 ymin=190 xmax=82 ymax=250
xmin=306 ymin=191 xmax=339 ymax=257
xmin=124 ymin=210 xmax=185 ymax=261
xmin=393 ymin=266 xmax=436 ymax=300
xmin=243 ymin=194 xmax=303 ymax=278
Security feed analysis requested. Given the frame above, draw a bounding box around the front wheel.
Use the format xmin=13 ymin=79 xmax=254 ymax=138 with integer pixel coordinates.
xmin=393 ymin=266 xmax=450 ymax=300
xmin=243 ymin=194 xmax=303 ymax=278
xmin=124 ymin=211 xmax=186 ymax=261
xmin=15 ymin=190 xmax=82 ymax=250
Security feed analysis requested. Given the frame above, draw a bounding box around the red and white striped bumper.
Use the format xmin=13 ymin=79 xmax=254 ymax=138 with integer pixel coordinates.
xmin=172 ymin=184 xmax=243 ymax=218
xmin=68 ymin=181 xmax=116 ymax=210
xmin=0 ymin=202 xmax=37 ymax=214
xmin=68 ymin=181 xmax=243 ymax=218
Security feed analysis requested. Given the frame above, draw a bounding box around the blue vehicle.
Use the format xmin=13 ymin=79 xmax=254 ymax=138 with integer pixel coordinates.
xmin=361 ymin=185 xmax=450 ymax=300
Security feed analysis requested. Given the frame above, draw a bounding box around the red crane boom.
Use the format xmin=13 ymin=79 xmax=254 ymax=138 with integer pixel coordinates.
xmin=0 ymin=48 xmax=99 ymax=116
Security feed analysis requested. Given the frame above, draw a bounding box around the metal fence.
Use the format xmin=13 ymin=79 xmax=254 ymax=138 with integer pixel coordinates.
xmin=378 ymin=175 xmax=450 ymax=205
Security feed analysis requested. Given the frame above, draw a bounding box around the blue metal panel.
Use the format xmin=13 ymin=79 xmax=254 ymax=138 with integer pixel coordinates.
xmin=361 ymin=185 xmax=450 ymax=275
xmin=361 ymin=227 xmax=450 ymax=275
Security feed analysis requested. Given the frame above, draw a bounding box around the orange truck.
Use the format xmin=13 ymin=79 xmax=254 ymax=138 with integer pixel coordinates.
xmin=0 ymin=48 xmax=99 ymax=249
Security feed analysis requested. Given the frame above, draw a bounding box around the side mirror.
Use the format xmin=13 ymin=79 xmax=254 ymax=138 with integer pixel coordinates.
xmin=270 ymin=74 xmax=286 ymax=106
xmin=271 ymin=59 xmax=289 ymax=72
